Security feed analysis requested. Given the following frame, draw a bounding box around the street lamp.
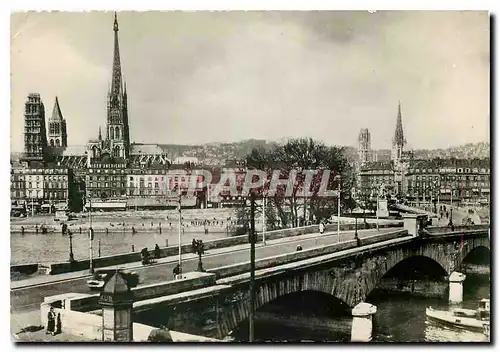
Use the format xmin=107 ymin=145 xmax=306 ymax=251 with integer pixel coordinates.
xmin=89 ymin=199 xmax=94 ymax=274
xmin=354 ymin=213 xmax=358 ymax=238
xmin=68 ymin=231 xmax=74 ymax=263
xmin=262 ymin=196 xmax=266 ymax=246
xmin=249 ymin=191 xmax=257 ymax=342
xmin=177 ymin=187 xmax=183 ymax=277
xmin=335 ymin=175 xmax=341 ymax=243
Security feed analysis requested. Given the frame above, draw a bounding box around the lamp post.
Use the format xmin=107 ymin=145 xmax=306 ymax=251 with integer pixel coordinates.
xmin=335 ymin=175 xmax=341 ymax=243
xmin=249 ymin=192 xmax=256 ymax=342
xmin=177 ymin=188 xmax=182 ymax=275
xmin=354 ymin=213 xmax=358 ymax=238
xmin=262 ymin=196 xmax=266 ymax=246
xmin=68 ymin=231 xmax=74 ymax=262
xmin=89 ymin=199 xmax=94 ymax=274
xmin=376 ymin=187 xmax=380 ymax=232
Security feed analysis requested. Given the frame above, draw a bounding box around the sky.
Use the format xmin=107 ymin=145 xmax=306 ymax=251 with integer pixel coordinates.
xmin=10 ymin=11 xmax=490 ymax=152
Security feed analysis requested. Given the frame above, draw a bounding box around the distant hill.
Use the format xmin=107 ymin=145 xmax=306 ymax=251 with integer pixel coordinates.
xmin=158 ymin=139 xmax=280 ymax=165
xmin=11 ymin=141 xmax=489 ymax=167
xmin=410 ymin=142 xmax=490 ymax=160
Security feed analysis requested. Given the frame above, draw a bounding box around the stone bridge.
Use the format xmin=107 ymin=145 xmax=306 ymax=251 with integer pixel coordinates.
xmin=133 ymin=227 xmax=490 ymax=340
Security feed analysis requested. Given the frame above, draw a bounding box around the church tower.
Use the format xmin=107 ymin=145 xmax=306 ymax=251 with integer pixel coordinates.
xmin=106 ymin=13 xmax=130 ymax=160
xmin=391 ymin=101 xmax=406 ymax=166
xmin=23 ymin=93 xmax=47 ymax=163
xmin=48 ymin=97 xmax=68 ymax=148
xmin=357 ymin=128 xmax=372 ymax=166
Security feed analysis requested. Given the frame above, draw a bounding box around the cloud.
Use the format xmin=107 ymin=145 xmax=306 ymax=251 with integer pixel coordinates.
xmin=10 ymin=11 xmax=489 ymax=152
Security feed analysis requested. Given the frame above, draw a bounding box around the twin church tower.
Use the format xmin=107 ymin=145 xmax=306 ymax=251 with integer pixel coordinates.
xmin=358 ymin=101 xmax=407 ymax=167
xmin=23 ymin=13 xmax=131 ymax=165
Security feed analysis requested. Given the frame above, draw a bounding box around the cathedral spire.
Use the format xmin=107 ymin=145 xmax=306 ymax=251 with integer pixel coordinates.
xmin=111 ymin=12 xmax=122 ymax=96
xmin=51 ymin=96 xmax=63 ymax=121
xmin=393 ymin=100 xmax=405 ymax=147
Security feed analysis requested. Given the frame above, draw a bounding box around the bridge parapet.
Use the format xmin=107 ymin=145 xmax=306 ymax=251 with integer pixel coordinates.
xmin=427 ymin=224 xmax=489 ymax=234
xmin=209 ymin=229 xmax=408 ymax=280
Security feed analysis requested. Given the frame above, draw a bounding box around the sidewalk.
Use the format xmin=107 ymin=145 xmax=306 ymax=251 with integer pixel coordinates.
xmin=11 ymin=227 xmax=384 ymax=290
xmin=11 ymin=307 xmax=96 ymax=342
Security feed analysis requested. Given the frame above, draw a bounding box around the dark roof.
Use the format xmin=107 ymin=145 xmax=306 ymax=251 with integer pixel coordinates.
xmin=103 ymin=270 xmax=130 ymax=294
xmin=409 ymin=158 xmax=490 ymax=170
xmin=360 ymin=161 xmax=394 ymax=172
xmin=50 ymin=97 xmax=64 ymax=121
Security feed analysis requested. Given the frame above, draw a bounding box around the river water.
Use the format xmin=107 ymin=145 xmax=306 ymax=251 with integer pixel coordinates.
xmin=231 ymin=273 xmax=490 ymax=342
xmin=10 ymin=230 xmax=222 ymax=265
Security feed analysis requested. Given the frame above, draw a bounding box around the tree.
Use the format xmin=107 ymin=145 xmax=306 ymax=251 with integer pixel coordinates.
xmin=243 ymin=138 xmax=355 ymax=227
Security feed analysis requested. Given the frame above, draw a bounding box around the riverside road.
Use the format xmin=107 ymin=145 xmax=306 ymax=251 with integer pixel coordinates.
xmin=11 ymin=228 xmax=395 ymax=313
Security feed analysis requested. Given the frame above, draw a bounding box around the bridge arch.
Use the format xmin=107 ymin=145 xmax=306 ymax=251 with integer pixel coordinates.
xmin=218 ymin=233 xmax=490 ymax=339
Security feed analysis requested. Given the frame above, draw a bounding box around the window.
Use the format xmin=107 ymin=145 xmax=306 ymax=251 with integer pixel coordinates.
xmin=130 ymin=177 xmax=134 ymax=181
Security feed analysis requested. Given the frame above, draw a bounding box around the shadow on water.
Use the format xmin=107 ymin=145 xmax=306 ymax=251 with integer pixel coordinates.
xmin=227 ymin=273 xmax=490 ymax=342
xmin=231 ymin=291 xmax=352 ymax=342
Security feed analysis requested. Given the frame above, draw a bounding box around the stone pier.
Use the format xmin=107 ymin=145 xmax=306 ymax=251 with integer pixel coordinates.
xmin=351 ymin=302 xmax=377 ymax=342
xmin=448 ymin=271 xmax=466 ymax=304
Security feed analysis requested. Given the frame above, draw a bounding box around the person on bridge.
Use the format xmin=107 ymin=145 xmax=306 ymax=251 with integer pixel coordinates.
xmin=355 ymin=233 xmax=361 ymax=246
xmin=173 ymin=263 xmax=181 ymax=277
xmin=296 ymin=245 xmax=303 ymax=251
xmin=319 ymin=222 xmax=325 ymax=234
xmin=154 ymin=244 xmax=161 ymax=259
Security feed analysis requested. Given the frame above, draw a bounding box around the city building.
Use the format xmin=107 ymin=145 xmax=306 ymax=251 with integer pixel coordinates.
xmin=23 ymin=93 xmax=48 ymax=164
xmin=85 ymin=163 xmax=128 ymax=200
xmin=358 ymin=161 xmax=396 ymax=199
xmin=405 ymin=158 xmax=490 ymax=206
xmin=47 ymin=97 xmax=68 ymax=148
xmin=127 ymin=168 xmax=169 ymax=196
xmin=11 ymin=166 xmax=76 ymax=213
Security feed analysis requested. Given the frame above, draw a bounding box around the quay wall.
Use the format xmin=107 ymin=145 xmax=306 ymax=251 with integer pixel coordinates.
xmin=10 ymin=263 xmax=39 ymax=275
xmin=376 ymin=278 xmax=448 ymax=298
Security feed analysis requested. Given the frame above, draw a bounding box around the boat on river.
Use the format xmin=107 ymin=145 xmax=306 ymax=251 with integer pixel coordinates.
xmin=426 ymin=299 xmax=490 ymax=336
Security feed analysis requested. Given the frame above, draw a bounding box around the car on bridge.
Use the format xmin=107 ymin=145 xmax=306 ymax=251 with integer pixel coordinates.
xmin=86 ymin=269 xmax=139 ymax=291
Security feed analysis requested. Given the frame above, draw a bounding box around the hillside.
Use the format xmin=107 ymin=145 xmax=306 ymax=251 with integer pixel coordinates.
xmin=10 ymin=141 xmax=490 ymax=166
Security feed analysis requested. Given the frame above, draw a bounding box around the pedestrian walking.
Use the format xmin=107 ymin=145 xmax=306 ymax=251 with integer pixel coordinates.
xmin=46 ymin=307 xmax=56 ymax=335
xmin=319 ymin=222 xmax=325 ymax=234
xmin=355 ymin=232 xmax=361 ymax=247
xmin=154 ymin=244 xmax=161 ymax=259
xmin=173 ymin=263 xmax=181 ymax=277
